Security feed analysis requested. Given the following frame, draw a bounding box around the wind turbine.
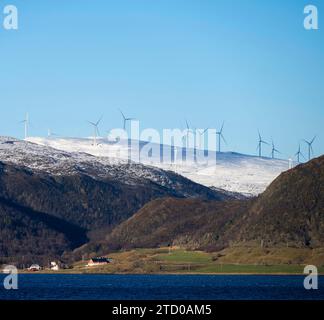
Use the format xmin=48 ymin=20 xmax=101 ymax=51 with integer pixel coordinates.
xmin=270 ymin=140 xmax=281 ymax=159
xmin=216 ymin=122 xmax=226 ymax=152
xmin=303 ymin=136 xmax=316 ymax=161
xmin=294 ymin=144 xmax=305 ymax=163
xmin=184 ymin=119 xmax=194 ymax=149
xmin=88 ymin=116 xmax=103 ymax=146
xmin=257 ymin=131 xmax=269 ymax=157
xmin=190 ymin=124 xmax=201 ymax=162
xmin=20 ymin=113 xmax=29 ymax=139
xmin=119 ymin=109 xmax=135 ymax=130
xmin=198 ymin=128 xmax=208 ymax=149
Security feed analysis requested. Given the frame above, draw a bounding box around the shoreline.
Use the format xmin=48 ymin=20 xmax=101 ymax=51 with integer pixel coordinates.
xmin=17 ymin=271 xmax=324 ymax=276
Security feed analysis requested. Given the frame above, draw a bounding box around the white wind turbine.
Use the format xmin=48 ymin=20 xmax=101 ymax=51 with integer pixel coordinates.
xmin=20 ymin=113 xmax=29 ymax=139
xmin=270 ymin=139 xmax=281 ymax=159
xmin=88 ymin=116 xmax=103 ymax=146
xmin=216 ymin=121 xmax=226 ymax=152
xmin=119 ymin=109 xmax=136 ymax=131
xmin=257 ymin=130 xmax=269 ymax=157
xmin=184 ymin=119 xmax=194 ymax=149
xmin=295 ymin=143 xmax=305 ymax=163
xmin=303 ymin=136 xmax=316 ymax=161
xmin=197 ymin=128 xmax=208 ymax=150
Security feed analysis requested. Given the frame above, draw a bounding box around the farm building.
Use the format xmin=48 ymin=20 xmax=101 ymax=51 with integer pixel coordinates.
xmin=87 ymin=257 xmax=110 ymax=267
xmin=28 ymin=264 xmax=41 ymax=271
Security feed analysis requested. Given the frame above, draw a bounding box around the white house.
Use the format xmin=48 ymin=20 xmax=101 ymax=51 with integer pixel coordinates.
xmin=50 ymin=261 xmax=59 ymax=271
xmin=28 ymin=264 xmax=41 ymax=271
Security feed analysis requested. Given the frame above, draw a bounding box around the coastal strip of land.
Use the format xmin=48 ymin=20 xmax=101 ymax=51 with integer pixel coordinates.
xmin=18 ymin=247 xmax=324 ymax=275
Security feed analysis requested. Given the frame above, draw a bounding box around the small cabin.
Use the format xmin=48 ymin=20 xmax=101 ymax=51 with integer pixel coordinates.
xmin=50 ymin=261 xmax=60 ymax=271
xmin=28 ymin=264 xmax=41 ymax=272
xmin=2 ymin=265 xmax=17 ymax=274
xmin=87 ymin=257 xmax=110 ymax=267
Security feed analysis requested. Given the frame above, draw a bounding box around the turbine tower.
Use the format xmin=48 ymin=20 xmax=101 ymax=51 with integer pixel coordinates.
xmin=257 ymin=131 xmax=269 ymax=157
xmin=119 ymin=109 xmax=135 ymax=130
xmin=271 ymin=140 xmax=280 ymax=159
xmin=173 ymin=146 xmax=178 ymax=173
xmin=216 ymin=122 xmax=226 ymax=152
xmin=295 ymin=144 xmax=305 ymax=163
xmin=20 ymin=113 xmax=29 ymax=139
xmin=303 ymin=136 xmax=316 ymax=161
xmin=88 ymin=116 xmax=103 ymax=146
xmin=184 ymin=119 xmax=194 ymax=149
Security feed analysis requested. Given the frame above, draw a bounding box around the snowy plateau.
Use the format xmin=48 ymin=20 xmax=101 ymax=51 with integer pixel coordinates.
xmin=20 ymin=136 xmax=292 ymax=197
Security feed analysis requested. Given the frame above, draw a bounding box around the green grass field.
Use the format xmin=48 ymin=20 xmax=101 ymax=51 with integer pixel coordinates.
xmin=148 ymin=248 xmax=324 ymax=274
xmin=36 ymin=247 xmax=324 ymax=275
xmin=155 ymin=250 xmax=212 ymax=264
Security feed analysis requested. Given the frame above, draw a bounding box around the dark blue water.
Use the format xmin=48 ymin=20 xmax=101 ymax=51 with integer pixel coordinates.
xmin=0 ymin=274 xmax=323 ymax=300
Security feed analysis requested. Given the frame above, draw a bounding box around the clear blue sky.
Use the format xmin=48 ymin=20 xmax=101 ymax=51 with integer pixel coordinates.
xmin=0 ymin=0 xmax=323 ymax=158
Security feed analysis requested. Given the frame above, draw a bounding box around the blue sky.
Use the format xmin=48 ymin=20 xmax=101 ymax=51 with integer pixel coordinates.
xmin=0 ymin=0 xmax=323 ymax=158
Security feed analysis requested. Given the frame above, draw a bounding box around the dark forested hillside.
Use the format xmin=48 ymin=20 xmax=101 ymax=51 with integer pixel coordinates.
xmin=233 ymin=155 xmax=324 ymax=247
xmin=101 ymin=197 xmax=247 ymax=252
xmin=0 ymin=138 xmax=230 ymax=264
xmin=0 ymin=196 xmax=87 ymax=266
xmin=104 ymin=156 xmax=324 ymax=251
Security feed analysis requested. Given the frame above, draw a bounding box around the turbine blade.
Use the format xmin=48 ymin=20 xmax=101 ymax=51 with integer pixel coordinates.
xmin=221 ymin=134 xmax=227 ymax=145
xmin=303 ymin=139 xmax=310 ymax=145
xmin=262 ymin=140 xmax=269 ymax=145
xmin=220 ymin=121 xmax=225 ymax=133
xmin=119 ymin=109 xmax=126 ymax=120
xmin=96 ymin=115 xmax=103 ymax=126
xmin=258 ymin=130 xmax=261 ymax=140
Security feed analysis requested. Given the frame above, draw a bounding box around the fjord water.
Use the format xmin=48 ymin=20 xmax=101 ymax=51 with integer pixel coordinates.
xmin=0 ymin=275 xmax=323 ymax=300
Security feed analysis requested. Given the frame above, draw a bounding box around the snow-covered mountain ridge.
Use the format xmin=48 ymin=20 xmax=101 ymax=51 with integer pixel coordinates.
xmin=0 ymin=136 xmax=226 ymax=200
xmin=26 ymin=136 xmax=291 ymax=196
